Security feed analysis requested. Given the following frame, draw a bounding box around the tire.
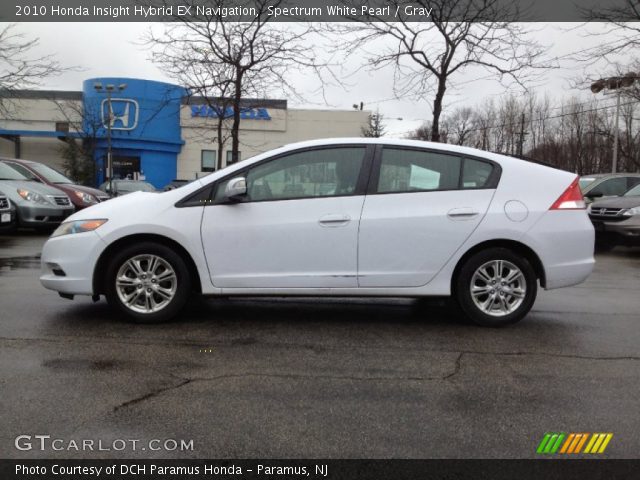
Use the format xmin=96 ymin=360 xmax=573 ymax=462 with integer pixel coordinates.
xmin=454 ymin=248 xmax=537 ymax=327
xmin=594 ymin=239 xmax=614 ymax=253
xmin=104 ymin=242 xmax=191 ymax=323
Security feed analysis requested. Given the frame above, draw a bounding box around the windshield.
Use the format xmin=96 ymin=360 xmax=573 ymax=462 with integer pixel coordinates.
xmin=0 ymin=162 xmax=29 ymax=181
xmin=118 ymin=181 xmax=156 ymax=193
xmin=624 ymin=184 xmax=640 ymax=197
xmin=30 ymin=163 xmax=73 ymax=184
xmin=579 ymin=177 xmax=596 ymax=190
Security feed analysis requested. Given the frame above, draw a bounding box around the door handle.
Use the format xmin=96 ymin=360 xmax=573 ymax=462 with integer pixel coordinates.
xmin=447 ymin=208 xmax=479 ymax=220
xmin=319 ymin=214 xmax=351 ymax=227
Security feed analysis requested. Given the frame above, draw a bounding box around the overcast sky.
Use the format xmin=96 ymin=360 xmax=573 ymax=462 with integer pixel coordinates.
xmin=6 ymin=22 xmax=629 ymax=136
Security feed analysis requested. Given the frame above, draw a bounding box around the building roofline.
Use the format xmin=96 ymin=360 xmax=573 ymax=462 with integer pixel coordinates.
xmin=0 ymin=89 xmax=83 ymax=101
xmin=183 ymin=96 xmax=287 ymax=110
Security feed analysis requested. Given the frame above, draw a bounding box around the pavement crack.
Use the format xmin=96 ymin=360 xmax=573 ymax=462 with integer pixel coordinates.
xmin=442 ymin=352 xmax=464 ymax=380
xmin=113 ymin=378 xmax=192 ymax=412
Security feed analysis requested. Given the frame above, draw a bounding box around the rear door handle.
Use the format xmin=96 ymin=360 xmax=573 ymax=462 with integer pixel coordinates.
xmin=447 ymin=208 xmax=479 ymax=220
xmin=319 ymin=214 xmax=351 ymax=227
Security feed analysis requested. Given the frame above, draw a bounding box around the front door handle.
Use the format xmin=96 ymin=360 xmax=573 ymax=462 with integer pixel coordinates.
xmin=447 ymin=208 xmax=479 ymax=220
xmin=319 ymin=214 xmax=351 ymax=227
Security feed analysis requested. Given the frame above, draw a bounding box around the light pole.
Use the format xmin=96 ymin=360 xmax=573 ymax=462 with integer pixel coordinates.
xmin=94 ymin=82 xmax=126 ymax=193
xmin=591 ymin=73 xmax=637 ymax=173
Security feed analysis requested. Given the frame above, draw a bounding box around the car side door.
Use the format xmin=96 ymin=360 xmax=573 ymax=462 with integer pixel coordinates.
xmin=357 ymin=146 xmax=499 ymax=287
xmin=200 ymin=145 xmax=373 ymax=289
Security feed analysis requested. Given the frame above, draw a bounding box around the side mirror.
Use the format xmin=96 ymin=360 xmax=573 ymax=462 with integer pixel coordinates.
xmin=588 ymin=191 xmax=603 ymax=199
xmin=224 ymin=177 xmax=247 ymax=202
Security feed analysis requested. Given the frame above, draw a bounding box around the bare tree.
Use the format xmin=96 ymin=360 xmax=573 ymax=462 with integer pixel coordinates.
xmin=54 ymin=100 xmax=102 ymax=185
xmin=0 ymin=24 xmax=66 ymax=117
xmin=361 ymin=109 xmax=387 ymax=137
xmin=578 ymin=0 xmax=640 ymax=61
xmin=144 ymin=0 xmax=324 ymax=165
xmin=327 ymin=0 xmax=547 ymax=142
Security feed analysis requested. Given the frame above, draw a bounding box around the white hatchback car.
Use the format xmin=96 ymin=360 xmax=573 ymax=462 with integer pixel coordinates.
xmin=41 ymin=139 xmax=594 ymax=326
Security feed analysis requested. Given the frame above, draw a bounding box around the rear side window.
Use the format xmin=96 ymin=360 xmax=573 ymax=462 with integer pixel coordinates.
xmin=462 ymin=158 xmax=494 ymax=189
xmin=377 ymin=148 xmax=461 ymax=193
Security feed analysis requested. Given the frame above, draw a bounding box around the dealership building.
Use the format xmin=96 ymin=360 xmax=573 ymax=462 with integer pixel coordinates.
xmin=0 ymin=78 xmax=370 ymax=188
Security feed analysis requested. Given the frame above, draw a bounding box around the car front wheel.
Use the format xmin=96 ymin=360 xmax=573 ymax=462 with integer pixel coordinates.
xmin=104 ymin=242 xmax=191 ymax=323
xmin=455 ymin=248 xmax=537 ymax=327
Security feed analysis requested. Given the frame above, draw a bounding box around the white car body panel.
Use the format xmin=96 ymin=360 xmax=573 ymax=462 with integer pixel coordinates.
xmin=358 ymin=189 xmax=495 ymax=287
xmin=39 ymin=138 xmax=595 ymax=302
xmin=202 ymin=196 xmax=365 ymax=288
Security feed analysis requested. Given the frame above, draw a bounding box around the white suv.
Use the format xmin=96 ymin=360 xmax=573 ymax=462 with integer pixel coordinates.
xmin=40 ymin=139 xmax=594 ymax=326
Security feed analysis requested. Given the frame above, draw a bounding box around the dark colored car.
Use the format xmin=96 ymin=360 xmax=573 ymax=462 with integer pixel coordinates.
xmin=588 ymin=183 xmax=640 ymax=250
xmin=580 ymin=173 xmax=640 ymax=204
xmin=0 ymin=158 xmax=109 ymax=210
xmin=0 ymin=191 xmax=17 ymax=231
xmin=98 ymin=180 xmax=156 ymax=197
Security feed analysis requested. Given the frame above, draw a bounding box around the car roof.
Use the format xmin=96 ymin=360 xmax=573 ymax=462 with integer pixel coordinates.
xmin=0 ymin=157 xmax=37 ymax=165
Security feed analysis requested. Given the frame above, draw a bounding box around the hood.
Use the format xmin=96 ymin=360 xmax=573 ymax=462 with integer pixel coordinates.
xmin=0 ymin=179 xmax=72 ymax=199
xmin=65 ymin=191 xmax=156 ymax=222
xmin=56 ymin=183 xmax=106 ymax=197
xmin=590 ymin=196 xmax=640 ymax=209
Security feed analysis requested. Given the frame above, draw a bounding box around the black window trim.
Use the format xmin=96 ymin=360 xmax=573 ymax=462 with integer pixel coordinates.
xmin=367 ymin=144 xmax=502 ymax=196
xmin=176 ymin=144 xmax=376 ymax=208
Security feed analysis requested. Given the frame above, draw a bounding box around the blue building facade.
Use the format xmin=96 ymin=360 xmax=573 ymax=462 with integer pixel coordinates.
xmin=83 ymin=78 xmax=187 ymax=188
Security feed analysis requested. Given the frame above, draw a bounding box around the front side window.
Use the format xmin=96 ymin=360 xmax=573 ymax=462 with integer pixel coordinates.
xmin=377 ymin=148 xmax=461 ymax=193
xmin=214 ymin=147 xmax=365 ymax=203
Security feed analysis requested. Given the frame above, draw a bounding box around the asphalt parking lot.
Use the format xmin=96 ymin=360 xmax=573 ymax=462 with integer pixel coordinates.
xmin=1 ymin=232 xmax=639 ymax=459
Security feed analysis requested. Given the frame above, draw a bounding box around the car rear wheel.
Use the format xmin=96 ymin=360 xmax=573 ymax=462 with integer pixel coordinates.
xmin=454 ymin=248 xmax=537 ymax=327
xmin=104 ymin=242 xmax=191 ymax=323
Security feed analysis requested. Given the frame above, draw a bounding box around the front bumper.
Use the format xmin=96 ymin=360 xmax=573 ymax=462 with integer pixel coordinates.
xmin=0 ymin=207 xmax=16 ymax=230
xmin=17 ymin=203 xmax=75 ymax=227
xmin=589 ymin=216 xmax=640 ymax=246
xmin=40 ymin=231 xmax=106 ymax=295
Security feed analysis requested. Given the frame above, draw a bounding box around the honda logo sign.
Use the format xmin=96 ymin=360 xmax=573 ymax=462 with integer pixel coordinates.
xmin=102 ymin=99 xmax=139 ymax=130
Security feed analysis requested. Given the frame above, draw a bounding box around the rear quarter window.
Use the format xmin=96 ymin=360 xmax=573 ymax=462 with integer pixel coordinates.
xmin=462 ymin=158 xmax=495 ymax=189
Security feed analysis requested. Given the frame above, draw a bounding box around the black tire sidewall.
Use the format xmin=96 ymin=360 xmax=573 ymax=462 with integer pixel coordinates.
xmin=104 ymin=242 xmax=191 ymax=323
xmin=455 ymin=247 xmax=537 ymax=327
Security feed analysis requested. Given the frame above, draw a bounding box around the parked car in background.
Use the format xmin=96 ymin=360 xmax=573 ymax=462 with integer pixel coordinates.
xmin=163 ymin=180 xmax=191 ymax=191
xmin=41 ymin=138 xmax=594 ymax=327
xmin=0 ymin=191 xmax=17 ymax=231
xmin=0 ymin=162 xmax=74 ymax=231
xmin=580 ymin=173 xmax=640 ymax=203
xmin=588 ymin=183 xmax=640 ymax=250
xmin=99 ymin=180 xmax=156 ymax=197
xmin=0 ymin=158 xmax=109 ymax=210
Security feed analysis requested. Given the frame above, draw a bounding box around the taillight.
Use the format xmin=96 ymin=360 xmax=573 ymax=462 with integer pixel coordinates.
xmin=549 ymin=177 xmax=586 ymax=210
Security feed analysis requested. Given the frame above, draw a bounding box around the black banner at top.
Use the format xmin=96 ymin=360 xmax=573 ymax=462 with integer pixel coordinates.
xmin=3 ymin=0 xmax=640 ymax=22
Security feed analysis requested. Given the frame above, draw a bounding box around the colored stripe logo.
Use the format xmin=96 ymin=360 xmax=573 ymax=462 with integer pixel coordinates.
xmin=537 ymin=433 xmax=613 ymax=454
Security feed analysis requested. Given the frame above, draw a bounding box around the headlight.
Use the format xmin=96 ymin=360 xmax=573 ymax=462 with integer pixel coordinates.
xmin=17 ymin=189 xmax=50 ymax=205
xmin=51 ymin=219 xmax=108 ymax=238
xmin=73 ymin=190 xmax=98 ymax=204
xmin=622 ymin=207 xmax=640 ymax=217
xmin=586 ymin=204 xmax=592 ymax=214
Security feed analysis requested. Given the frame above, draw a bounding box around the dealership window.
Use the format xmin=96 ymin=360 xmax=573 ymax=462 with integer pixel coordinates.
xmin=227 ymin=150 xmax=241 ymax=165
xmin=377 ymin=148 xmax=461 ymax=193
xmin=201 ymin=150 xmax=216 ymax=172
